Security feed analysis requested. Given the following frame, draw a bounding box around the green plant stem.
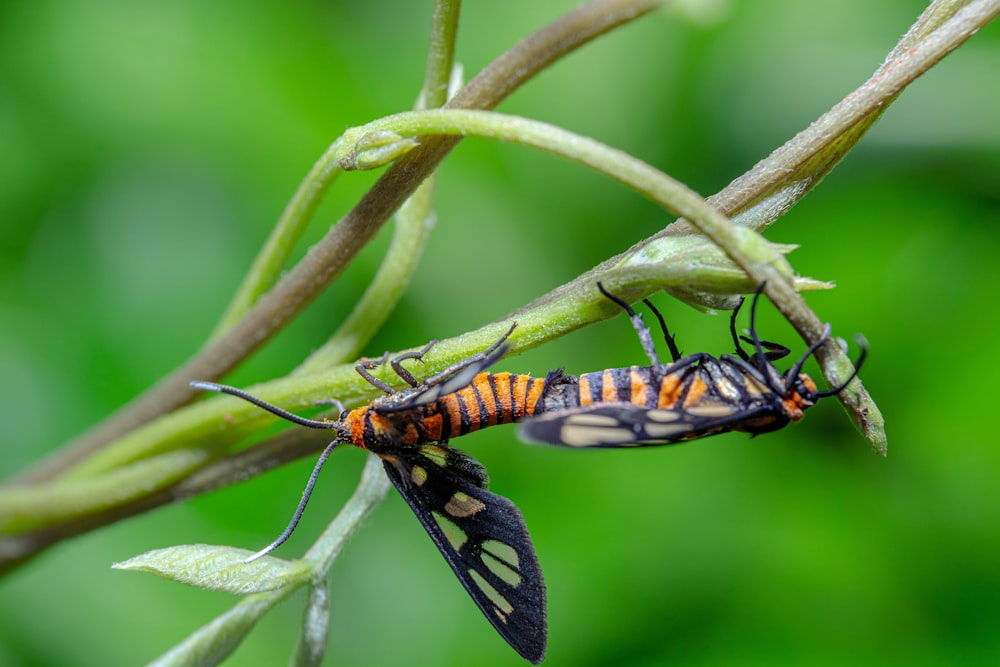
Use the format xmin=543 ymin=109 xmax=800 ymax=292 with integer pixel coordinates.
xmin=0 ymin=254 xmax=807 ymax=551
xmin=293 ymin=178 xmax=438 ymax=374
xmin=140 ymin=453 xmax=389 ymax=667
xmin=332 ymin=108 xmax=882 ymax=450
xmin=0 ymin=428 xmax=337 ymax=576
xmin=890 ymin=0 xmax=989 ymax=59
xmin=665 ymin=0 xmax=998 ymax=241
xmin=0 ymin=449 xmax=214 ymax=534
xmin=11 ymin=0 xmax=660 ymax=486
xmin=422 ymin=0 xmax=462 ymax=109
xmin=61 ymin=252 xmax=788 ymax=481
xmin=8 ymin=0 xmax=991 ymax=566
xmin=207 ymin=5 xmax=461 ymax=345
xmin=208 ymin=140 xmax=344 ymax=342
xmin=149 ymin=593 xmax=293 ymax=667
xmin=337 ymin=110 xmax=791 ymax=279
xmin=293 ymin=0 xmax=462 ymax=374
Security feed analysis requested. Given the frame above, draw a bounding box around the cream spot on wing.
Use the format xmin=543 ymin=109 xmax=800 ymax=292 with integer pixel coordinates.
xmin=645 ymin=409 xmax=682 ymax=422
xmin=445 ymin=491 xmax=486 ymax=518
xmin=410 ymin=465 xmax=428 ymax=486
xmin=432 ymin=511 xmax=467 ymax=551
xmin=641 ymin=422 xmax=695 ymax=439
xmin=716 ymin=377 xmax=739 ymax=401
xmin=684 ymin=404 xmax=736 ymax=418
xmin=559 ymin=424 xmax=637 ymax=447
xmin=420 ymin=445 xmax=449 ymax=467
xmin=481 ymin=542 xmax=522 ymax=588
xmin=562 ymin=413 xmax=621 ymax=427
xmin=482 ymin=539 xmax=519 ymax=568
xmin=744 ymin=376 xmax=767 ymax=397
xmin=469 ymin=570 xmax=514 ymax=622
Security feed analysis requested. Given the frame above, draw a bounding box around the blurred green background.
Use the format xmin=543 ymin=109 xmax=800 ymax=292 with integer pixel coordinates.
xmin=2 ymin=1 xmax=999 ymax=665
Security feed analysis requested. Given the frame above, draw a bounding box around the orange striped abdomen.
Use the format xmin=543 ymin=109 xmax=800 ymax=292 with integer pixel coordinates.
xmin=433 ymin=372 xmax=548 ymax=439
xmin=347 ymin=372 xmax=553 ymax=449
xmin=577 ymin=366 xmax=685 ymax=409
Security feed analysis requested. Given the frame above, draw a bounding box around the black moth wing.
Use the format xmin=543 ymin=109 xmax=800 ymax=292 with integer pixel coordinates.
xmin=379 ymin=441 xmax=547 ymax=663
xmin=375 ymin=344 xmax=508 ymax=413
xmin=518 ymin=401 xmax=776 ymax=448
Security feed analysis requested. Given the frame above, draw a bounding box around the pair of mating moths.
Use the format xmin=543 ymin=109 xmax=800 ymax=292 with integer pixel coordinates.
xmin=193 ymin=284 xmax=866 ymax=664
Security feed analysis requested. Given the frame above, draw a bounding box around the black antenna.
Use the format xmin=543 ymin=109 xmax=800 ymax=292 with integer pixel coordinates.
xmin=641 ymin=298 xmax=682 ymax=363
xmin=190 ymin=380 xmax=344 ymax=562
xmin=190 ymin=381 xmax=340 ymax=429
xmin=245 ymin=440 xmax=339 ymax=562
xmin=785 ymin=323 xmax=832 ymax=387
xmin=737 ymin=288 xmax=868 ymax=398
xmin=812 ymin=335 xmax=869 ymax=398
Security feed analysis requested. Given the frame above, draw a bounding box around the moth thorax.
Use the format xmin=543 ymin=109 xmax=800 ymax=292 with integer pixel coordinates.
xmin=782 ymin=373 xmax=818 ymax=421
xmin=343 ymin=406 xmax=375 ymax=448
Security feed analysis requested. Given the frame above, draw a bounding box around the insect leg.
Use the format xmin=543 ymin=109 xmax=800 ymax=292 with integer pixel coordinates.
xmin=356 ymin=339 xmax=443 ymax=392
xmin=642 ymin=298 xmax=682 ymax=362
xmin=731 ymin=286 xmax=790 ymax=363
xmin=730 ymin=295 xmax=751 ymax=361
xmin=374 ymin=325 xmax=518 ymax=412
xmin=742 ymin=283 xmax=792 ymax=394
xmin=420 ymin=323 xmax=517 ymax=387
xmin=355 ymin=351 xmax=396 ymax=393
xmin=389 ymin=339 xmax=439 ymax=387
xmin=596 ymin=282 xmax=660 ymax=366
xmin=312 ymin=397 xmax=346 ymax=413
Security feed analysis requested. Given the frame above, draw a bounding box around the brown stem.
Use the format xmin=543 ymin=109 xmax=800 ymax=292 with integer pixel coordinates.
xmin=12 ymin=0 xmax=661 ymax=485
xmin=0 ymin=426 xmax=336 ymax=576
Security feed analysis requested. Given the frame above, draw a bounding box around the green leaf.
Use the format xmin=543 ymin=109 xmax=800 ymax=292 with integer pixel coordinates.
xmin=112 ymin=544 xmax=312 ymax=594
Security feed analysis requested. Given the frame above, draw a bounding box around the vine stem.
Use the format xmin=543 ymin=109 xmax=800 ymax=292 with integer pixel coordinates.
xmin=331 ymin=108 xmax=883 ymax=450
xmin=11 ymin=0 xmax=662 ymax=485
xmin=293 ymin=0 xmax=462 ymax=374
xmin=8 ymin=0 xmax=994 ymax=566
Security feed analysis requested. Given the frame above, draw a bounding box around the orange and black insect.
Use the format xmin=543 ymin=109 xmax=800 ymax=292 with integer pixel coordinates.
xmin=192 ymin=328 xmax=549 ymax=664
xmin=519 ymin=283 xmax=867 ymax=448
xmin=192 ymin=282 xmax=864 ymax=663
